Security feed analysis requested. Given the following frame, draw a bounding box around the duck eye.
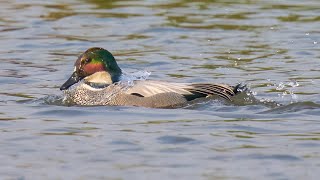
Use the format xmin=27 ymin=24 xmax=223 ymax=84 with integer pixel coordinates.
xmin=84 ymin=58 xmax=91 ymax=63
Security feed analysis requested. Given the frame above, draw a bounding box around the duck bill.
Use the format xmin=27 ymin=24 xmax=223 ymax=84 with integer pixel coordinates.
xmin=60 ymin=71 xmax=83 ymax=90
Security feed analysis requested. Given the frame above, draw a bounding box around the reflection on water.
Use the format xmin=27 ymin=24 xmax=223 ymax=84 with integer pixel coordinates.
xmin=0 ymin=0 xmax=320 ymax=179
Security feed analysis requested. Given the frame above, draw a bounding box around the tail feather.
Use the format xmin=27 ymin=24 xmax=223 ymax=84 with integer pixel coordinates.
xmin=184 ymin=83 xmax=235 ymax=101
xmin=233 ymin=83 xmax=247 ymax=94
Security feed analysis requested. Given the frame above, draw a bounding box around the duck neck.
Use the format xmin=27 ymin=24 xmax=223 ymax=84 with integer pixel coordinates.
xmin=110 ymin=71 xmax=122 ymax=83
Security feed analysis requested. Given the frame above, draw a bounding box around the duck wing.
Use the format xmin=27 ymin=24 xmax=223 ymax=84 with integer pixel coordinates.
xmin=184 ymin=83 xmax=235 ymax=100
xmin=125 ymin=80 xmax=235 ymax=100
xmin=125 ymin=80 xmax=192 ymax=97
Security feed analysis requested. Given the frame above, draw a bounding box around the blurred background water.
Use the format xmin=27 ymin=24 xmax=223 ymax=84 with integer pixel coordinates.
xmin=0 ymin=0 xmax=319 ymax=179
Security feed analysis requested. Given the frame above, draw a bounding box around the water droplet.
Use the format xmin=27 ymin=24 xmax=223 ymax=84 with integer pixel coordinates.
xmin=287 ymin=81 xmax=299 ymax=87
xmin=276 ymin=82 xmax=285 ymax=90
xmin=120 ymin=71 xmax=151 ymax=83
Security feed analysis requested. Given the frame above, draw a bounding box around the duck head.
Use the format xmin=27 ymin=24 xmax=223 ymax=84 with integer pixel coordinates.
xmin=60 ymin=47 xmax=122 ymax=90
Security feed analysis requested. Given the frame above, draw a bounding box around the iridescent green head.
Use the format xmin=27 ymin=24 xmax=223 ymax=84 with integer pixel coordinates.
xmin=60 ymin=47 xmax=122 ymax=90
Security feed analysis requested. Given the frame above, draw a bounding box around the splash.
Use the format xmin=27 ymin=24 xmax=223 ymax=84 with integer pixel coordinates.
xmin=271 ymin=80 xmax=299 ymax=103
xmin=229 ymin=83 xmax=281 ymax=108
xmin=120 ymin=70 xmax=151 ymax=86
xmin=22 ymin=95 xmax=67 ymax=106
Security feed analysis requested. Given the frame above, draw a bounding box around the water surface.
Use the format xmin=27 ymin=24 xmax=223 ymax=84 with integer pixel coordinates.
xmin=0 ymin=0 xmax=319 ymax=179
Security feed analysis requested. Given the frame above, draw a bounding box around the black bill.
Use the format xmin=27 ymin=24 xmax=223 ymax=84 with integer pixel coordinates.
xmin=60 ymin=71 xmax=83 ymax=90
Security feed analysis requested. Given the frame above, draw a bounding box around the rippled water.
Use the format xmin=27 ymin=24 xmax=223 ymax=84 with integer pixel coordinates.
xmin=1 ymin=0 xmax=319 ymax=179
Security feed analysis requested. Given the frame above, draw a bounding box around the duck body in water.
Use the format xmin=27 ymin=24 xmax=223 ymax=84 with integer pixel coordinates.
xmin=60 ymin=47 xmax=242 ymax=108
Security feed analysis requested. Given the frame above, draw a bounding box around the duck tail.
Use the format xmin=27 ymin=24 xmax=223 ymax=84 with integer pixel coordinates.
xmin=233 ymin=83 xmax=247 ymax=94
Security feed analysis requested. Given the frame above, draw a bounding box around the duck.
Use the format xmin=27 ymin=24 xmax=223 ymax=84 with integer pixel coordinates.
xmin=60 ymin=47 xmax=242 ymax=108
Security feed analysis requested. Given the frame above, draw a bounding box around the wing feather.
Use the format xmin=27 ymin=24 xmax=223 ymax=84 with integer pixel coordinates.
xmin=125 ymin=80 xmax=192 ymax=97
xmin=125 ymin=80 xmax=235 ymax=100
xmin=187 ymin=83 xmax=235 ymax=100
